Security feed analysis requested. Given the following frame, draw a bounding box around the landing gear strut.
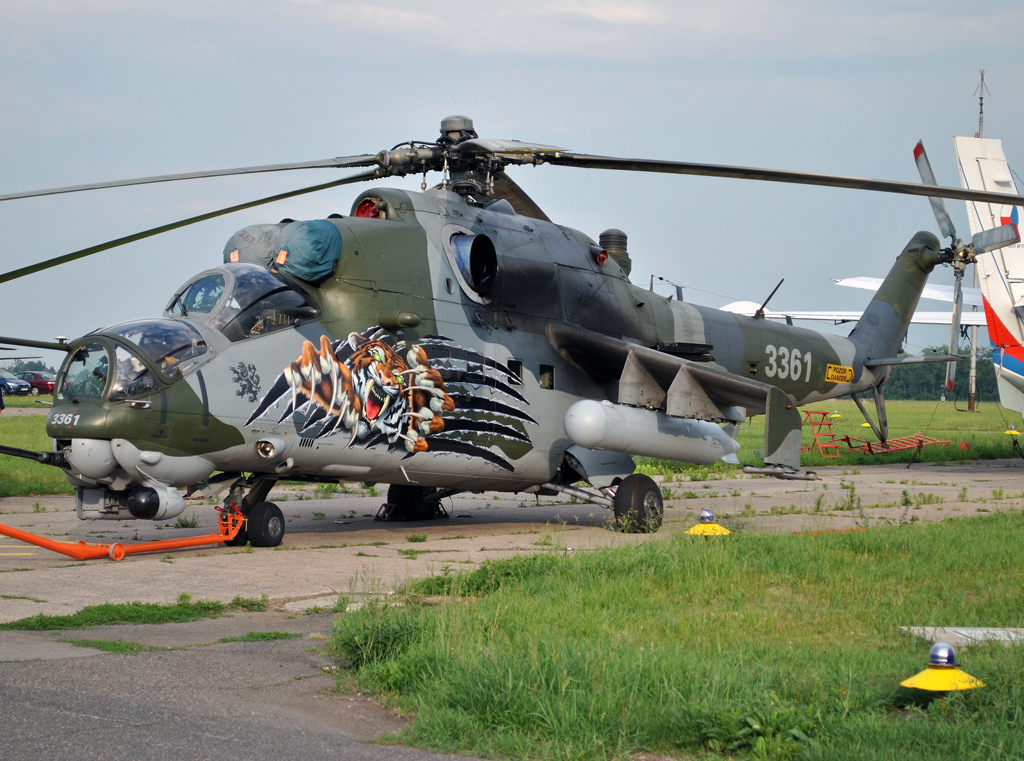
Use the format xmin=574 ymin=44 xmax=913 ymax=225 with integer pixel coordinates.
xmin=386 ymin=484 xmax=444 ymax=520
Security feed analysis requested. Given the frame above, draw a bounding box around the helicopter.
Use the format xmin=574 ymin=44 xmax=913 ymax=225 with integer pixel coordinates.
xmin=0 ymin=115 xmax=1021 ymax=545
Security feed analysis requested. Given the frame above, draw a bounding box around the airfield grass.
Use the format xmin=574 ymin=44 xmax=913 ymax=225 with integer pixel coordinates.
xmin=0 ymin=395 xmax=51 ymax=408
xmin=0 ymin=415 xmax=74 ymax=497
xmin=331 ymin=509 xmax=1024 ymax=760
xmin=0 ymin=399 xmax=1021 ymax=497
xmin=636 ymin=398 xmax=1022 ymax=479
xmin=0 ymin=593 xmax=269 ymax=631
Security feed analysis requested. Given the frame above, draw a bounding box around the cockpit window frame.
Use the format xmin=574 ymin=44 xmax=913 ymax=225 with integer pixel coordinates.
xmin=98 ymin=319 xmax=209 ymax=379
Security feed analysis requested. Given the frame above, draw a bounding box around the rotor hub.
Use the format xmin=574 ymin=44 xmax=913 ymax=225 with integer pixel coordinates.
xmin=440 ymin=115 xmax=477 ymax=143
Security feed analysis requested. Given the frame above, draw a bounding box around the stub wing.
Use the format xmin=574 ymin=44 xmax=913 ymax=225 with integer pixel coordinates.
xmin=548 ymin=323 xmax=805 ymax=473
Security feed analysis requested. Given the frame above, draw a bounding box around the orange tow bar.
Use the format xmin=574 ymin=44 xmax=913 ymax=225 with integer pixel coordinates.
xmin=0 ymin=505 xmax=244 ymax=561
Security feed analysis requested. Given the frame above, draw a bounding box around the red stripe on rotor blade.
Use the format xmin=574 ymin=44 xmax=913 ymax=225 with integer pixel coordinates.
xmin=914 ymin=142 xmax=924 ymax=159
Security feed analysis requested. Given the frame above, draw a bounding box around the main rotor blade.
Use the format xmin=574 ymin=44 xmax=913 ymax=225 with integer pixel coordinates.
xmin=913 ymin=142 xmax=956 ymax=241
xmin=542 ymin=153 xmax=1024 ymax=207
xmin=0 ymin=169 xmax=384 ymax=284
xmin=0 ymin=155 xmax=381 ymax=202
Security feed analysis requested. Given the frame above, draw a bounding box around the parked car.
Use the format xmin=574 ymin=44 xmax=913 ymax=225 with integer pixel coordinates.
xmin=16 ymin=371 xmax=56 ymax=396
xmin=0 ymin=369 xmax=32 ymax=396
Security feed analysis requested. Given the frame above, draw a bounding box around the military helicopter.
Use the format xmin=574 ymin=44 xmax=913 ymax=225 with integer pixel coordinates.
xmin=1 ymin=116 xmax=1021 ymax=544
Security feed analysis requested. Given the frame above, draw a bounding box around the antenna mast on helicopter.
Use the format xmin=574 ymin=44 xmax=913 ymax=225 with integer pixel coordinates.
xmin=968 ymin=69 xmax=992 ymax=411
xmin=974 ymin=69 xmax=991 ymax=139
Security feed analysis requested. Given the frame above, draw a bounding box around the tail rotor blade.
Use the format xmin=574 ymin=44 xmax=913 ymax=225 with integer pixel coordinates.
xmin=945 ymin=274 xmax=965 ymax=392
xmin=972 ymin=223 xmax=1021 ymax=254
xmin=914 ymin=141 xmax=957 ymax=241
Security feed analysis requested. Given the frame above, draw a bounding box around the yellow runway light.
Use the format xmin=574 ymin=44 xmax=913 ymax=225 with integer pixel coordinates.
xmin=686 ymin=508 xmax=730 ymax=535
xmin=900 ymin=643 xmax=984 ymax=692
xmin=686 ymin=523 xmax=730 ymax=536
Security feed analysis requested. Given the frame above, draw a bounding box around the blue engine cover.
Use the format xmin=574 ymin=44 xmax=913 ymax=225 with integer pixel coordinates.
xmin=272 ymin=220 xmax=342 ymax=284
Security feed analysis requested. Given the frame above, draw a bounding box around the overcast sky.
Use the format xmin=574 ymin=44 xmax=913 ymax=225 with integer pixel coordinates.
xmin=1 ymin=0 xmax=1022 ymax=370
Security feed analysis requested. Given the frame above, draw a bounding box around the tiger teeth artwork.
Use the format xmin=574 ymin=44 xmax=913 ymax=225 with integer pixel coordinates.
xmin=245 ymin=329 xmax=535 ymax=471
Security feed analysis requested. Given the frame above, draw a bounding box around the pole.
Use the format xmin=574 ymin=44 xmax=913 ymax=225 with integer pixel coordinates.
xmin=969 ymin=266 xmax=979 ymax=411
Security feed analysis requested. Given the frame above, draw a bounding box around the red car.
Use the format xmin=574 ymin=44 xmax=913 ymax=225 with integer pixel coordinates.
xmin=16 ymin=371 xmax=56 ymax=396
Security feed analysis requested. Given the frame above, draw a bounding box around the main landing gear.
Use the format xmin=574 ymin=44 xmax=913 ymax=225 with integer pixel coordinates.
xmin=611 ymin=474 xmax=664 ymax=533
xmin=532 ymin=473 xmax=665 ymax=534
xmin=386 ymin=484 xmax=448 ymax=521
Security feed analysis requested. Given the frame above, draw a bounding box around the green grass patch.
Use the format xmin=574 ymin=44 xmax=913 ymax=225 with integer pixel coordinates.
xmin=217 ymin=631 xmax=303 ymax=643
xmin=0 ymin=395 xmax=52 ymax=408
xmin=0 ymin=593 xmax=269 ymax=630
xmin=0 ymin=415 xmax=75 ymax=496
xmin=331 ymin=510 xmax=1024 ymax=760
xmin=231 ymin=594 xmax=269 ymax=611
xmin=66 ymin=638 xmax=157 ymax=654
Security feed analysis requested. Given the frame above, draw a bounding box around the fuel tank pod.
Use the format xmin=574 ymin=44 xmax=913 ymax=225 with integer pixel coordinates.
xmin=563 ymin=399 xmax=740 ymax=466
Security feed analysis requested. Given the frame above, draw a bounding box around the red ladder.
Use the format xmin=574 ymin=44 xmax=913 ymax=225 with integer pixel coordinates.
xmin=801 ymin=410 xmax=841 ymax=458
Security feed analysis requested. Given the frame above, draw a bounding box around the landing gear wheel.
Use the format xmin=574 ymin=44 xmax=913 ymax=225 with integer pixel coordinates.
xmin=613 ymin=474 xmax=663 ymax=533
xmin=387 ymin=484 xmax=439 ymax=521
xmin=247 ymin=502 xmax=285 ymax=547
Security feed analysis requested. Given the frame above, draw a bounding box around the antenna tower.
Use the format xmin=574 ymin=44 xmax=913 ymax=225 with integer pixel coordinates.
xmin=973 ymin=69 xmax=991 ymax=138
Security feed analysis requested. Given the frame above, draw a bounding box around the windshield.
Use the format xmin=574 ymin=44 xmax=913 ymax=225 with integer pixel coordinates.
xmin=168 ymin=272 xmax=225 ymax=316
xmin=110 ymin=346 xmax=160 ymax=401
xmin=59 ymin=343 xmax=109 ymax=400
xmin=103 ymin=319 xmax=208 ymax=377
xmin=208 ymin=266 xmax=319 ymax=341
xmin=0 ymin=370 xmax=16 ymax=380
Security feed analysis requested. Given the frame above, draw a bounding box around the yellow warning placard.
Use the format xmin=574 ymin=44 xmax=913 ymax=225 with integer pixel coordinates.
xmin=825 ymin=364 xmax=855 ymax=383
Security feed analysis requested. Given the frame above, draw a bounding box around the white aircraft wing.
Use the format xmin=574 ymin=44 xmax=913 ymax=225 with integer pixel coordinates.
xmin=833 ymin=276 xmax=983 ymax=307
xmin=719 ymin=301 xmax=986 ymax=326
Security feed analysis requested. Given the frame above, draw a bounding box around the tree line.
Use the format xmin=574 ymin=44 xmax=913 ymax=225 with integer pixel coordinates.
xmin=884 ymin=346 xmax=998 ymax=401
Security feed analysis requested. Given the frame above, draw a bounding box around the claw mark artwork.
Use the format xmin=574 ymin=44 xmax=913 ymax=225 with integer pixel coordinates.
xmin=245 ymin=330 xmax=535 ymax=470
xmin=230 ymin=362 xmax=261 ymax=403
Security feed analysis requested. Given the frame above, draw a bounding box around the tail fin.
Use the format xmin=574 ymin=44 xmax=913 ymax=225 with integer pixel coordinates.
xmin=847 ymin=231 xmax=944 ymax=362
xmin=955 ymin=136 xmax=1024 ymax=416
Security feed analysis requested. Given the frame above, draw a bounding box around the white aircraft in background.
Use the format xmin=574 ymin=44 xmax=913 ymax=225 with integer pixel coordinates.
xmin=955 ymin=135 xmax=1024 ymax=417
xmin=720 ymin=279 xmax=986 ymax=327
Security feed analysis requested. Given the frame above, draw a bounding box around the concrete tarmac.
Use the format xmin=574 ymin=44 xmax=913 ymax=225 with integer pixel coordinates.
xmin=2 ymin=460 xmax=1023 ymax=759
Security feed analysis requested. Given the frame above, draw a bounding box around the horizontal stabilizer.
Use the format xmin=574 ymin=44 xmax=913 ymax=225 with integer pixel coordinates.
xmin=865 ymin=354 xmax=964 ymax=368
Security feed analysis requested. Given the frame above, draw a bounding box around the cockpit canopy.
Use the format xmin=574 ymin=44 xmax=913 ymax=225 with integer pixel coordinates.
xmin=105 ymin=319 xmax=208 ymax=378
xmin=166 ymin=263 xmax=320 ymax=341
xmin=58 ymin=320 xmax=208 ymax=402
